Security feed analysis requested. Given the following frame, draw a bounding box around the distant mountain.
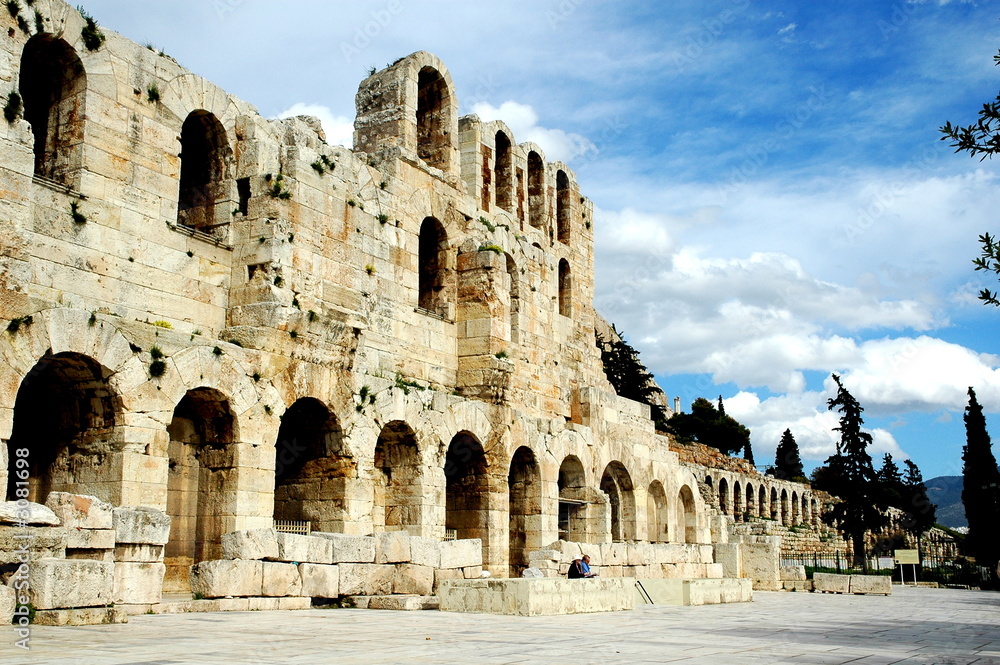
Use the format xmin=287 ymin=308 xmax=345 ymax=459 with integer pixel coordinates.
xmin=924 ymin=476 xmax=966 ymax=529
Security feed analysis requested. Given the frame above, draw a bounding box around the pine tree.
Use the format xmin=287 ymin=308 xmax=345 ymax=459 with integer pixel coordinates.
xmin=901 ymin=459 xmax=936 ymax=549
xmin=768 ymin=429 xmax=805 ymax=481
xmin=666 ymin=397 xmax=751 ymax=457
xmin=962 ymin=387 xmax=1000 ymax=568
xmin=877 ymin=453 xmax=905 ymax=510
xmin=744 ymin=439 xmax=756 ymax=466
xmin=822 ymin=374 xmax=888 ymax=569
xmin=596 ymin=331 xmax=668 ymax=430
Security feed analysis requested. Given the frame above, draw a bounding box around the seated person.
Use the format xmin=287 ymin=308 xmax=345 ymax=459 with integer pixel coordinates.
xmin=567 ymin=555 xmax=598 ymax=578
xmin=580 ymin=554 xmax=598 ymax=577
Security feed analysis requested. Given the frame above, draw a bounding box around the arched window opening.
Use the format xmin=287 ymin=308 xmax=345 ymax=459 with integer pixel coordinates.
xmin=781 ymin=489 xmax=791 ymax=526
xmin=20 ymin=35 xmax=87 ymax=185
xmin=718 ymin=477 xmax=730 ymax=515
xmin=273 ymin=398 xmax=349 ymax=531
xmin=6 ymin=353 xmax=116 ymax=503
xmin=758 ymin=486 xmax=767 ymax=518
xmin=177 ymin=111 xmax=230 ymax=232
xmin=494 ymin=131 xmax=513 ymax=212
xmin=445 ymin=431 xmax=489 ymax=543
xmin=506 ymin=253 xmax=520 ymax=344
xmin=166 ymin=387 xmax=238 ymax=592
xmin=527 ymin=151 xmax=545 ymax=229
xmin=770 ymin=487 xmax=780 ymax=521
xmin=600 ymin=461 xmax=635 ymax=542
xmin=647 ymin=481 xmax=668 ymax=543
xmin=558 ymin=456 xmax=587 ymax=542
xmin=745 ymin=483 xmax=755 ymax=519
xmin=416 ymin=66 xmax=450 ymax=170
xmin=418 ymin=216 xmax=448 ymax=316
xmin=508 ymin=446 xmax=541 ymax=577
xmin=558 ymin=259 xmax=572 ymax=317
xmin=373 ymin=421 xmax=422 ymax=532
xmin=679 ymin=485 xmax=698 ymax=544
xmin=556 ymin=169 xmax=570 ymax=244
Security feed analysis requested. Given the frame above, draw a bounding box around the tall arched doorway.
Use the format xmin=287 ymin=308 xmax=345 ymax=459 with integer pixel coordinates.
xmin=600 ymin=461 xmax=635 ymax=542
xmin=373 ymin=421 xmax=422 ymax=532
xmin=445 ymin=431 xmax=489 ymax=543
xmin=647 ymin=480 xmax=668 ymax=543
xmin=508 ymin=446 xmax=540 ymax=577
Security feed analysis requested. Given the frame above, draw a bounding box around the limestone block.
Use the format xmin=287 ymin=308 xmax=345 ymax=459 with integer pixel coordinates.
xmin=393 ymin=564 xmax=433 ymax=595
xmin=549 ymin=540 xmax=582 ymax=561
xmin=438 ymin=578 xmax=636 ymax=616
xmin=221 ymin=528 xmax=279 ymax=560
xmin=849 ymin=575 xmax=892 ymax=595
xmin=0 ymin=526 xmax=66 ymax=563
xmin=274 ymin=533 xmax=333 ymax=564
xmin=262 ymin=562 xmax=303 ymax=597
xmin=338 ymin=563 xmax=394 ymax=596
xmin=740 ymin=543 xmax=779 ymax=586
xmin=376 ymin=531 xmax=411 ymax=564
xmin=66 ymin=528 xmax=116 ymax=550
xmin=0 ymin=585 xmax=14 ymax=626
xmin=27 ymin=558 xmax=114 ymax=609
xmin=277 ymin=597 xmax=312 ymax=610
xmin=408 ymin=536 xmax=441 ymax=568
xmin=299 ymin=563 xmax=339 ymax=598
xmin=780 ymin=565 xmax=807 ymax=581
xmin=32 ymin=607 xmax=128 ymax=626
xmin=440 ymin=539 xmax=482 ymax=569
xmin=0 ymin=501 xmax=60 ymax=526
xmin=604 ymin=543 xmax=628 ymax=566
xmin=114 ymin=544 xmax=164 ymax=563
xmin=713 ymin=544 xmax=742 ymax=579
xmin=628 ymin=543 xmax=653 ymax=566
xmin=462 ymin=565 xmax=483 ymax=579
xmin=522 ymin=567 xmax=544 ymax=578
xmin=190 ymin=560 xmax=263 ymax=598
xmin=368 ymin=595 xmax=428 ymax=611
xmin=813 ymin=573 xmax=850 ymax=594
xmin=45 ymin=493 xmax=113 ymax=530
xmin=528 ymin=549 xmax=559 ymax=563
xmin=313 ymin=532 xmax=376 ymax=563
xmin=112 ymin=562 xmax=165 ymax=605
xmin=434 ymin=568 xmax=464 ymax=592
xmin=113 ymin=507 xmax=170 ymax=545
xmin=698 ymin=545 xmax=715 ymax=564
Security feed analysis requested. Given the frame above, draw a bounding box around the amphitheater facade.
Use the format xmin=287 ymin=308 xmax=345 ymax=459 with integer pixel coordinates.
xmin=0 ymin=1 xmax=831 ymax=599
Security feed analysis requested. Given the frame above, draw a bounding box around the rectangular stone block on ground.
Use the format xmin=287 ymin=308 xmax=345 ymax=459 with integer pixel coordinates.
xmin=814 ymin=573 xmax=851 ymax=594
xmin=434 ymin=568 xmax=463 ymax=592
xmin=313 ymin=532 xmax=376 ymax=563
xmin=298 ymin=563 xmax=339 ymax=598
xmin=66 ymin=528 xmax=115 ymax=550
xmin=32 ymin=607 xmax=128 ymax=626
xmin=0 ymin=586 xmax=14 ymax=626
xmin=221 ymin=528 xmax=279 ymax=560
xmin=113 ymin=562 xmax=165 ymax=605
xmin=190 ymin=559 xmax=263 ymax=598
xmin=339 ymin=563 xmax=394 ymax=596
xmin=28 ymin=558 xmax=114 ymax=609
xmin=0 ymin=526 xmax=66 ymax=563
xmin=408 ymin=536 xmax=440 ymax=568
xmin=367 ymin=595 xmax=429 ymax=611
xmin=393 ymin=564 xmax=433 ymax=595
xmin=44 ymin=493 xmax=114 ymax=530
xmin=439 ymin=539 xmax=482 ymax=569
xmin=262 ymin=562 xmax=303 ymax=597
xmin=113 ymin=506 xmax=170 ymax=545
xmin=376 ymin=531 xmax=411 ymax=564
xmin=780 ymin=565 xmax=807 ymax=581
xmin=439 ymin=578 xmax=636 ymax=616
xmin=273 ymin=533 xmax=333 ymax=564
xmin=849 ymin=575 xmax=892 ymax=595
xmin=114 ymin=544 xmax=164 ymax=563
xmin=0 ymin=501 xmax=60 ymax=526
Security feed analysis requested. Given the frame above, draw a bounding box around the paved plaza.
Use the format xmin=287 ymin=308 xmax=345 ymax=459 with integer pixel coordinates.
xmin=2 ymin=586 xmax=998 ymax=664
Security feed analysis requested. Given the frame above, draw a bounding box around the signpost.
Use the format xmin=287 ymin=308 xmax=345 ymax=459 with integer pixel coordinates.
xmin=894 ymin=549 xmax=919 ymax=586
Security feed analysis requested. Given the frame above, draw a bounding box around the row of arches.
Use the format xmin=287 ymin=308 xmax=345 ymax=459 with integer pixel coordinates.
xmin=706 ymin=473 xmax=820 ymax=528
xmin=4 ymin=347 xmax=704 ymax=582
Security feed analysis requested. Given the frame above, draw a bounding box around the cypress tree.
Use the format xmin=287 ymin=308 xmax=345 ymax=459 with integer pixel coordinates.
xmin=877 ymin=453 xmax=905 ymax=509
xmin=901 ymin=459 xmax=936 ymax=550
xmin=962 ymin=387 xmax=1000 ymax=569
xmin=823 ymin=374 xmax=888 ymax=569
xmin=597 ymin=330 xmax=668 ymax=430
xmin=769 ymin=429 xmax=805 ymax=481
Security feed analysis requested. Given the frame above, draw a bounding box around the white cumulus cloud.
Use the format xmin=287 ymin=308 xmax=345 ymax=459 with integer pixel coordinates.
xmin=275 ymin=103 xmax=355 ymax=147
xmin=470 ymin=100 xmax=596 ymax=163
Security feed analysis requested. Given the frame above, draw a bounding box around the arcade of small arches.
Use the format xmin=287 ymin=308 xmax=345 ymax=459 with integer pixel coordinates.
xmin=0 ymin=313 xmax=710 ymax=582
xmin=699 ymin=469 xmax=823 ymax=529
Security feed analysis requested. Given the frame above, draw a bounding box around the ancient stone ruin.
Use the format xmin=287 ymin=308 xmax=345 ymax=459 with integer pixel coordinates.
xmin=0 ymin=1 xmax=914 ymax=623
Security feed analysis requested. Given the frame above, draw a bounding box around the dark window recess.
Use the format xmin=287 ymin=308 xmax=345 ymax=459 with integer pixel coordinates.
xmin=237 ymin=178 xmax=250 ymax=216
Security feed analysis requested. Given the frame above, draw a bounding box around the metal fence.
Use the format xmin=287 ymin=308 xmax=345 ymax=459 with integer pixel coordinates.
xmin=781 ymin=552 xmax=991 ymax=587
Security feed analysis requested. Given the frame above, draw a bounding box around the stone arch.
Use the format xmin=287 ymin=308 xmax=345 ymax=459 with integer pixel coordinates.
xmin=600 ymin=461 xmax=635 ymax=542
xmin=416 ymin=65 xmax=453 ymax=171
xmin=558 ymin=455 xmax=587 ymax=542
xmin=418 ymin=216 xmax=449 ymax=316
xmin=679 ymin=484 xmax=698 ymax=543
xmin=556 ymin=169 xmax=570 ymax=244
xmin=791 ymin=490 xmax=800 ymax=525
xmin=745 ymin=482 xmax=755 ymax=519
xmin=177 ymin=110 xmax=231 ymax=231
xmin=781 ymin=488 xmax=790 ymax=526
xmin=646 ymin=480 xmax=668 ymax=543
xmin=704 ymin=474 xmax=714 ymax=488
xmin=445 ymin=430 xmax=489 ymax=542
xmin=494 ymin=130 xmax=514 ymax=212
xmin=770 ymin=486 xmax=780 ymax=521
xmin=20 ymin=34 xmax=87 ymax=185
xmin=527 ymin=149 xmax=545 ymax=229
xmin=558 ymin=258 xmax=572 ymax=317
xmin=373 ymin=420 xmax=422 ymax=532
xmin=5 ymin=351 xmax=119 ymax=503
xmin=272 ymin=397 xmax=350 ymax=531
xmin=508 ymin=446 xmax=541 ymax=576
xmin=718 ymin=477 xmax=729 ymax=514
xmin=165 ymin=386 xmax=239 ymax=591
xmin=733 ymin=480 xmax=743 ymax=519
xmin=758 ymin=485 xmax=767 ymax=518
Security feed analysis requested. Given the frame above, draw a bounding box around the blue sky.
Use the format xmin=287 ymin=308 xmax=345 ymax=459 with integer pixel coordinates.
xmin=82 ymin=0 xmax=1000 ymax=478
